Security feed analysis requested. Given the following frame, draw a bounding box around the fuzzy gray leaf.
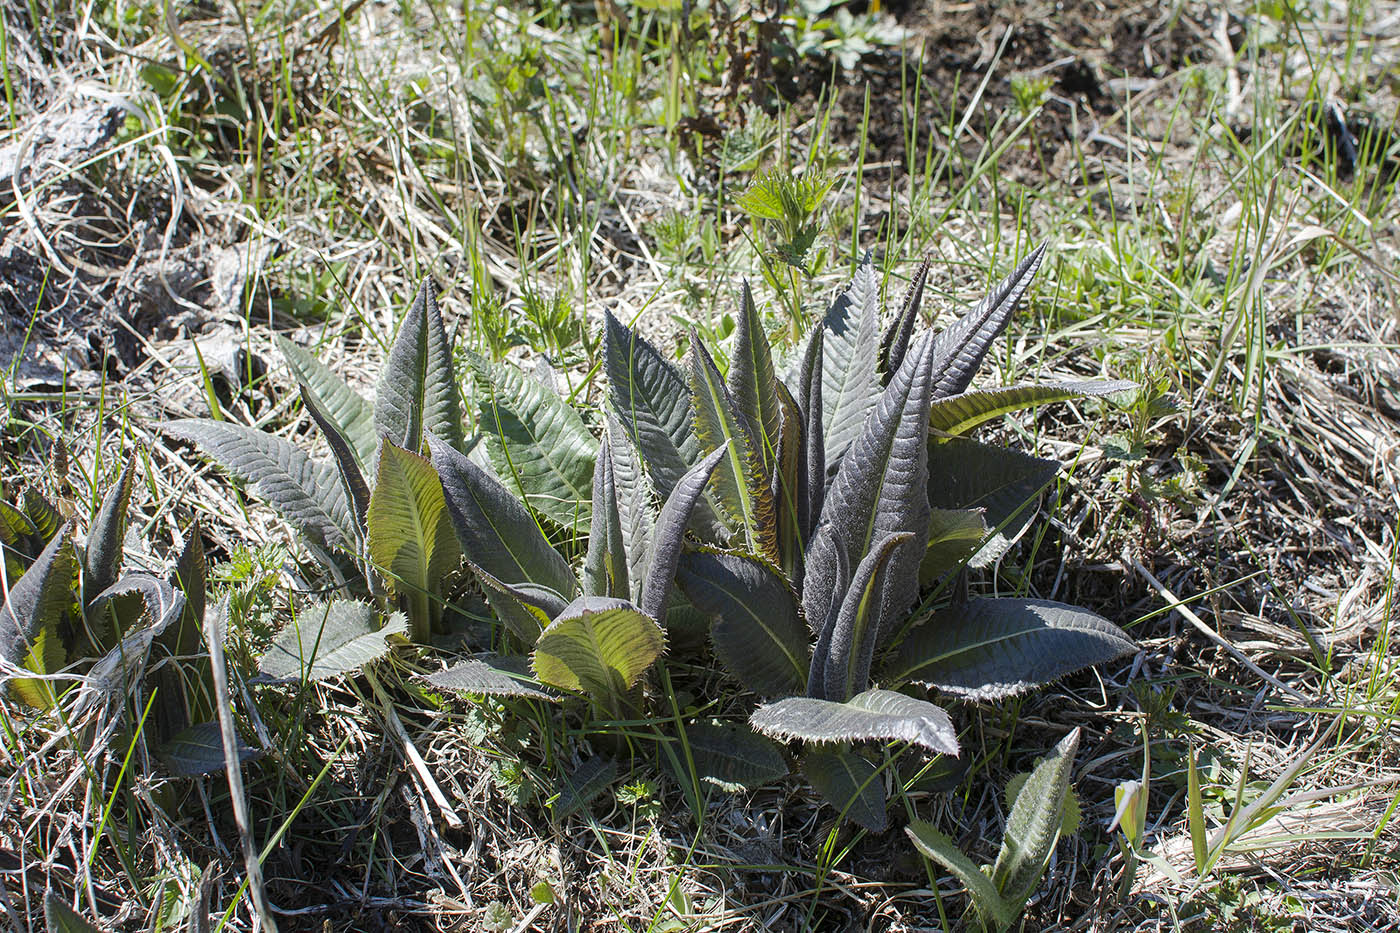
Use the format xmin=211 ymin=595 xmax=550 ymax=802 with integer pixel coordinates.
xmin=926 ymin=438 xmax=1059 ymax=567
xmin=257 ymin=601 xmax=406 ymax=683
xmin=375 ymin=278 xmax=464 ymax=451
xmin=820 ymin=261 xmax=882 ymax=472
xmin=992 ymin=729 xmax=1080 ymax=913
xmin=685 ymin=720 xmax=789 ymax=790
xmin=805 ymin=745 xmax=887 ymax=831
xmin=424 ymin=655 xmax=559 ymax=701
xmin=639 ymin=445 xmax=728 ymax=625
xmin=880 ymin=254 xmax=930 ymax=379
xmin=89 ymin=572 xmax=185 ymax=639
xmin=751 ymin=688 xmax=958 ymax=755
xmin=606 ymin=418 xmax=657 ymax=603
xmin=276 ymin=335 xmax=378 ymax=466
xmin=885 ymin=598 xmax=1135 ymax=698
xmin=726 ymin=282 xmax=781 ymax=470
xmin=299 ymin=383 xmax=371 ymax=533
xmin=160 ymin=721 xmax=260 ymax=777
xmin=45 ymin=893 xmax=104 ymax=933
xmin=83 ymin=454 xmax=135 ymax=604
xmin=584 ymin=434 xmax=628 ymax=599
xmin=819 ymin=532 xmax=913 ymax=702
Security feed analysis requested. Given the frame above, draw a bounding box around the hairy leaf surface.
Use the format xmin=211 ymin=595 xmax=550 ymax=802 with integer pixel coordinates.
xmin=926 ymin=438 xmax=1059 ymax=567
xmin=470 ymin=352 xmax=597 ymax=530
xmin=929 ymin=379 xmax=1137 ymax=436
xmin=532 ymin=596 xmax=665 ymax=702
xmin=160 ymin=721 xmax=259 ymax=777
xmin=992 ymin=728 xmax=1080 ymax=913
xmin=257 ymin=600 xmax=406 ymax=683
xmin=375 ymin=278 xmax=463 ymax=451
xmin=584 ymin=435 xmax=627 ymax=599
xmin=676 ymin=549 xmax=807 ymax=696
xmin=83 ymin=454 xmax=135 ymax=604
xmin=919 ymin=509 xmax=991 ymax=584
xmin=165 ymin=419 xmax=350 ymax=551
xmin=639 ymin=445 xmax=728 ymax=625
xmin=805 ymin=745 xmax=887 ymax=831
xmin=46 ymin=892 xmax=106 ymax=933
xmin=299 ymin=383 xmax=371 ymax=533
xmin=276 ymin=335 xmax=378 ymax=466
xmin=726 ymin=283 xmax=782 ymax=469
xmin=685 ymin=720 xmax=789 ymax=791
xmin=928 ymin=245 xmax=1045 ymax=399
xmin=429 ymin=435 xmax=577 ymax=600
xmin=906 ymin=821 xmax=1009 ymax=928
xmin=886 ymin=598 xmax=1135 ymax=698
xmin=470 ymin=560 xmax=562 ymax=643
xmin=606 ymin=419 xmax=656 ymax=602
xmin=424 ymin=654 xmax=558 ymax=701
xmin=819 ymin=261 xmax=882 ymax=471
xmin=0 ymin=526 xmax=74 ymax=706
xmin=880 ymin=254 xmax=929 ymax=379
xmin=751 ymin=688 xmax=958 ymax=755
xmin=819 ymin=532 xmax=912 ymax=702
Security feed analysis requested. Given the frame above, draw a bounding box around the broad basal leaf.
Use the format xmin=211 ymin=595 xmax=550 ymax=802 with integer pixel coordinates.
xmin=160 ymin=721 xmax=260 ymax=777
xmin=880 ymin=253 xmax=930 ymax=380
xmin=83 ymin=454 xmax=135 ymax=604
xmin=299 ymin=383 xmax=371 ymax=535
xmin=469 ymin=352 xmax=597 ymax=531
xmin=928 ymin=379 xmax=1137 ymax=436
xmin=276 ymin=334 xmax=377 ymax=467
xmin=165 ymin=419 xmax=351 ymax=552
xmin=584 ymin=434 xmax=628 ymax=599
xmin=820 ymin=260 xmax=882 ymax=472
xmin=726 ymin=282 xmax=781 ymax=469
xmin=919 ymin=509 xmax=990 ymax=584
xmin=805 ymin=745 xmax=887 ymax=832
xmin=992 ymin=728 xmax=1081 ymax=914
xmin=532 ymin=596 xmax=665 ymax=704
xmin=803 ymin=330 xmax=937 ymax=646
xmin=816 ymin=532 xmax=912 ymax=702
xmin=639 ymin=446 xmax=728 ymax=625
xmin=375 ymin=278 xmax=464 ymax=451
xmin=367 ymin=443 xmax=459 ymax=641
xmin=685 ymin=720 xmax=789 ymax=791
xmin=676 ymin=549 xmax=807 ymax=697
xmin=428 ymin=434 xmax=577 ymax=601
xmin=751 ymin=688 xmax=958 ymax=755
xmin=424 ymin=654 xmax=558 ymax=701
xmin=257 ymin=600 xmax=406 ymax=683
xmin=0 ymin=525 xmax=74 ymax=706
xmin=885 ymin=598 xmax=1135 ymax=699
xmin=926 ymin=438 xmax=1059 ymax=567
xmin=927 ymin=245 xmax=1045 ymax=400
xmin=689 ymin=332 xmax=777 ymax=560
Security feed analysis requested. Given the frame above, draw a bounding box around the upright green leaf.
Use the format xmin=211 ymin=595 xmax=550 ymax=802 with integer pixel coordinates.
xmin=375 ymin=278 xmax=464 ymax=451
xmin=820 ymin=261 xmax=882 ymax=471
xmin=639 ymin=446 xmax=728 ymax=625
xmin=425 ymin=654 xmax=559 ymax=701
xmin=299 ymin=383 xmax=371 ymax=534
xmin=688 ymin=333 xmax=776 ymax=560
xmin=604 ymin=310 xmax=700 ymax=497
xmin=676 ymin=549 xmax=807 ymax=696
xmin=367 ymin=443 xmax=459 ymax=642
xmin=469 ymin=352 xmax=597 ymax=530
xmin=584 ymin=435 xmax=627 ymax=599
xmin=991 ymin=728 xmax=1080 ymax=915
xmin=880 ymin=253 xmax=930 ymax=380
xmin=885 ymin=598 xmax=1136 ymax=698
xmin=257 ymin=601 xmax=406 ymax=683
xmin=918 ymin=509 xmax=990 ymax=584
xmin=165 ymin=419 xmax=351 ymax=552
xmin=805 ymin=745 xmax=887 ymax=831
xmin=928 ymin=245 xmax=1045 ymax=400
xmin=726 ymin=282 xmax=782 ymax=469
xmin=83 ymin=454 xmax=136 ymax=604
xmin=276 ymin=335 xmax=378 ymax=466
xmin=684 ymin=720 xmax=789 ymax=791
xmin=532 ymin=596 xmax=666 ymax=705
xmin=817 ymin=532 xmax=913 ymax=702
xmin=159 ymin=518 xmax=207 ymax=659
xmin=926 ymin=438 xmax=1059 ymax=568
xmin=906 ymin=821 xmax=1010 ymax=929
xmin=803 ymin=330 xmax=938 ymax=647
xmin=928 ymin=379 xmax=1138 ymax=436
xmin=0 ymin=525 xmax=74 ymax=706
xmin=606 ymin=418 xmax=656 ymax=603
xmin=750 ymin=688 xmax=958 ymax=755
xmin=428 ymin=435 xmax=577 ymax=601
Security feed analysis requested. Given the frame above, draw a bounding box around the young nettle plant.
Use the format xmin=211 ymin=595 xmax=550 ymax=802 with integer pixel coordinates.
xmin=0 ymin=458 xmax=245 ymax=775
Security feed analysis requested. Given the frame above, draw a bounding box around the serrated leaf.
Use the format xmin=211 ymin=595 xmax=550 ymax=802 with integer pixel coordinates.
xmin=992 ymin=728 xmax=1080 ymax=914
xmin=804 ymin=330 xmax=938 ymax=648
xmin=367 ymin=443 xmax=459 ymax=642
xmin=470 ymin=561 xmax=561 ymax=644
xmin=257 ymin=600 xmax=406 ymax=682
xmin=298 ymin=383 xmax=371 ymax=534
xmin=83 ymin=454 xmax=135 ymax=604
xmin=906 ymin=820 xmax=1010 ymax=928
xmin=639 ymin=446 xmax=728 ymax=625
xmin=532 ymin=596 xmax=665 ymax=704
xmin=929 ymin=379 xmax=1138 ymax=436
xmin=886 ymin=598 xmax=1135 ymax=699
xmin=584 ymin=434 xmax=628 ymax=599
xmin=726 ymin=283 xmax=781 ymax=470
xmin=928 ymin=245 xmax=1045 ymax=400
xmin=88 ymin=573 xmax=185 ymax=639
xmin=688 ymin=333 xmax=777 ymax=560
xmin=276 ymin=334 xmax=378 ymax=467
xmin=428 ymin=434 xmax=577 ymax=602
xmin=919 ymin=509 xmax=990 ymax=584
xmin=44 ymin=892 xmax=104 ymax=933
xmin=25 ymin=489 xmax=64 ymax=543
xmin=817 ymin=532 xmax=913 ymax=702
xmin=804 ymin=745 xmax=887 ymax=831
xmin=926 ymin=438 xmax=1059 ymax=568
xmin=795 ymin=323 xmax=825 ymax=545
xmin=751 ymin=688 xmax=958 ymax=755
xmin=820 ymin=261 xmax=882 ymax=471
xmin=424 ymin=654 xmax=558 ymax=701
xmin=160 ymin=518 xmax=207 ymax=659
xmin=160 ymin=721 xmax=260 ymax=776
xmin=0 ymin=526 xmax=74 ymax=706
xmin=685 ymin=720 xmax=789 ymax=790
xmin=469 ymin=352 xmax=597 ymax=531
xmin=374 ymin=278 xmax=464 ymax=451
xmin=549 ymin=755 xmax=619 ymax=821
xmin=880 ymin=254 xmax=930 ymax=380
xmin=164 ymin=419 xmax=350 ymax=552
xmin=676 ymin=550 xmax=807 ymax=696
xmin=606 ymin=418 xmax=657 ymax=603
